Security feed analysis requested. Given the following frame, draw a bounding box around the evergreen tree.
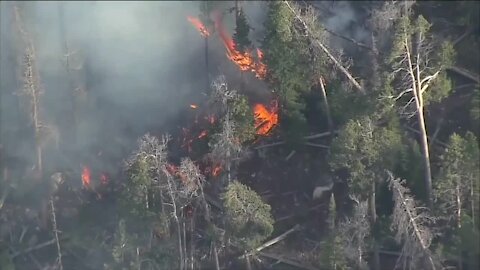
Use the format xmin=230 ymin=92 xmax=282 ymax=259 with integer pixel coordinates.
xmin=261 ymin=1 xmax=311 ymax=141
xmin=233 ymin=8 xmax=252 ymax=54
xmin=434 ymin=132 xmax=480 ymax=269
xmin=222 ymin=181 xmax=274 ymax=251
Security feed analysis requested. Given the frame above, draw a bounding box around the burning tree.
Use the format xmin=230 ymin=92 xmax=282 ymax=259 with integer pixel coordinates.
xmin=261 ymin=1 xmax=312 ymax=140
xmin=233 ymin=8 xmax=252 ymax=54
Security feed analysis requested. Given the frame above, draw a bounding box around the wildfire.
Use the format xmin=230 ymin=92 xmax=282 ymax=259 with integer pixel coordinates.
xmin=82 ymin=166 xmax=91 ymax=189
xmin=254 ymin=100 xmax=279 ymax=136
xmin=187 ymin=16 xmax=210 ymax=37
xmin=190 ymin=104 xmax=198 ymax=109
xmin=185 ymin=12 xmax=267 ymax=79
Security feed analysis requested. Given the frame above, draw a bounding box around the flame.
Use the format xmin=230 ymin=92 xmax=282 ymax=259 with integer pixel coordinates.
xmin=198 ymin=130 xmax=208 ymax=139
xmin=82 ymin=166 xmax=91 ymax=188
xmin=212 ymin=13 xmax=266 ymax=79
xmin=100 ymin=173 xmax=108 ymax=185
xmin=253 ymin=100 xmax=279 ymax=136
xmin=187 ymin=16 xmax=210 ymax=37
xmin=212 ymin=165 xmax=222 ymax=177
xmin=190 ymin=104 xmax=198 ymax=109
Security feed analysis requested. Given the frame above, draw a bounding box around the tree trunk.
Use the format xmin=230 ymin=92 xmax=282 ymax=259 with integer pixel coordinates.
xmin=318 ymin=76 xmax=333 ymax=138
xmin=456 ymin=182 xmax=463 ymax=270
xmin=370 ymin=182 xmax=380 ymax=270
xmin=415 ymin=92 xmax=433 ymax=208
xmin=245 ymin=254 xmax=252 ymax=270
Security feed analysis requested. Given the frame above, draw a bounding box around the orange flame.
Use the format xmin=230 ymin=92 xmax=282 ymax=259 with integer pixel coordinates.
xmin=253 ymin=100 xmax=279 ymax=136
xmin=82 ymin=166 xmax=91 ymax=188
xmin=198 ymin=130 xmax=208 ymax=139
xmin=187 ymin=16 xmax=210 ymax=37
xmin=190 ymin=104 xmax=198 ymax=109
xmin=212 ymin=165 xmax=222 ymax=177
xmin=212 ymin=13 xmax=266 ymax=79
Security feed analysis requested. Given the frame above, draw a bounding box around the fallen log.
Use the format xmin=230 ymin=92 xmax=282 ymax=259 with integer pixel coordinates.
xmin=447 ymin=66 xmax=480 ymax=84
xmin=239 ymin=224 xmax=301 ymax=259
xmin=12 ymin=238 xmax=57 ymax=258
xmin=304 ymin=142 xmax=329 ymax=149
xmin=259 ymin=252 xmax=320 ymax=270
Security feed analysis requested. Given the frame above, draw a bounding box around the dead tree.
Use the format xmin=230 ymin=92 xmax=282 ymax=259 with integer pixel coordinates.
xmin=13 ymin=4 xmax=43 ymax=174
xmin=387 ymin=171 xmax=439 ymax=270
xmin=179 ymin=158 xmax=221 ymax=270
xmin=209 ymin=76 xmax=244 ymax=185
xmin=388 ymin=14 xmax=446 ymax=208
xmin=337 ymin=198 xmax=370 ymax=270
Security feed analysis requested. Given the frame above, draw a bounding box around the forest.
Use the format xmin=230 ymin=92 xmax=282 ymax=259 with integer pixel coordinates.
xmin=0 ymin=1 xmax=479 ymax=270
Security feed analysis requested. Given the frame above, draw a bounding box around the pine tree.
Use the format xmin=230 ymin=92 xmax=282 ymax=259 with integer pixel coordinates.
xmin=261 ymin=1 xmax=311 ymax=141
xmin=222 ymin=181 xmax=274 ymax=251
xmin=233 ymin=8 xmax=252 ymax=54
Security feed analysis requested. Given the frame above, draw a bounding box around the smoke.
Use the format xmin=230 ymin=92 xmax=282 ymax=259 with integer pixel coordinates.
xmin=317 ymin=2 xmax=370 ymax=50
xmin=0 ymin=1 xmax=229 ymax=180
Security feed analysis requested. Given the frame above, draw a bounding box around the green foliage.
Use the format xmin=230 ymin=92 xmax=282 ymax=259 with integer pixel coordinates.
xmin=434 ymin=132 xmax=480 ymax=221
xmin=438 ymin=41 xmax=456 ymax=68
xmin=233 ymin=8 xmax=252 ymax=53
xmin=230 ymin=94 xmax=255 ymax=143
xmin=222 ymin=181 xmax=274 ymax=251
xmin=329 ymin=117 xmax=403 ymax=198
xmin=262 ymin=1 xmax=312 ymax=140
xmin=319 ymin=194 xmax=348 ymax=270
xmin=121 ymin=157 xmax=156 ymax=220
xmin=389 ymin=14 xmax=454 ymax=109
xmin=395 ymin=139 xmax=425 ymax=198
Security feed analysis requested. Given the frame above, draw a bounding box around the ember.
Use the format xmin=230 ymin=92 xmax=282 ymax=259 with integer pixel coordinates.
xmin=254 ymin=100 xmax=279 ymax=136
xmin=190 ymin=104 xmax=198 ymax=109
xmin=81 ymin=166 xmax=91 ymax=189
xmin=187 ymin=16 xmax=210 ymax=37
xmin=212 ymin=165 xmax=222 ymax=177
xmin=198 ymin=130 xmax=208 ymax=139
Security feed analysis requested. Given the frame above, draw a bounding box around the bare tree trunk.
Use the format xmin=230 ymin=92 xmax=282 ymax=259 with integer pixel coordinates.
xmin=165 ymin=175 xmax=184 ymax=270
xmin=404 ymin=35 xmax=434 ymax=208
xmin=50 ymin=197 xmax=63 ymax=270
xmin=456 ymin=182 xmax=463 ymax=270
xmin=318 ymin=76 xmax=334 ymax=136
xmin=370 ymin=182 xmax=380 ymax=270
xmin=190 ymin=208 xmax=195 ymax=270
xmin=245 ymin=254 xmax=252 ymax=270
xmin=415 ymin=95 xmax=433 ymax=208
